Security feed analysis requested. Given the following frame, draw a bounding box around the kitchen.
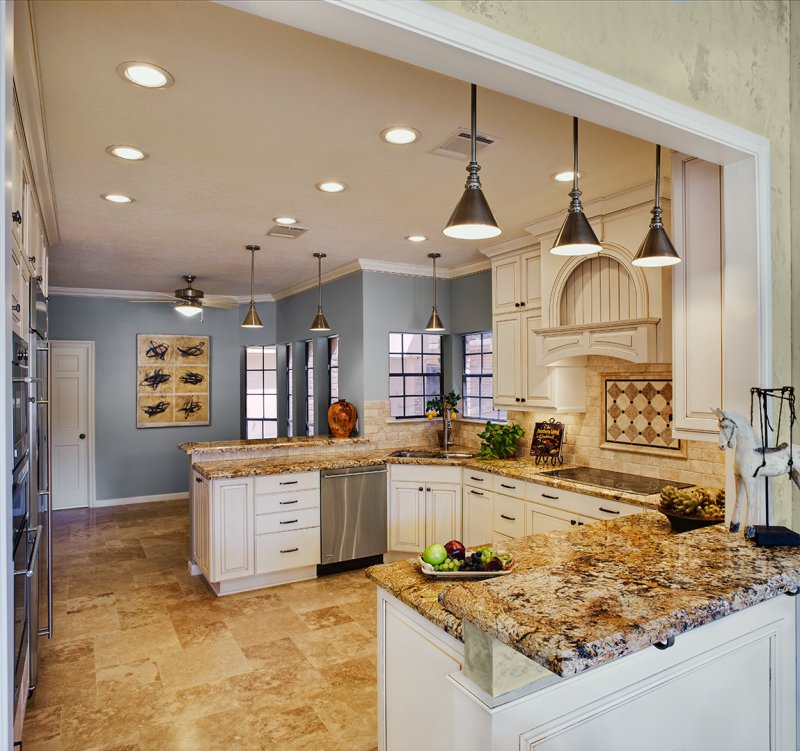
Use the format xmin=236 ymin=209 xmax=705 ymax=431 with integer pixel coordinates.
xmin=2 ymin=1 xmax=795 ymax=750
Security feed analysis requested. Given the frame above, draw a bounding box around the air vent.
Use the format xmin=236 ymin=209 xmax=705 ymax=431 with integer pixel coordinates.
xmin=429 ymin=127 xmax=500 ymax=160
xmin=266 ymin=225 xmax=309 ymax=239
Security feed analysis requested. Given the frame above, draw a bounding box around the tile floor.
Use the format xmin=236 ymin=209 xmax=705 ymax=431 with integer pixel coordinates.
xmin=22 ymin=499 xmax=379 ymax=750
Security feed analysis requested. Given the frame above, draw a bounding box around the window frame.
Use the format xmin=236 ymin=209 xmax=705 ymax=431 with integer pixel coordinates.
xmin=328 ymin=335 xmax=339 ymax=405
xmin=389 ymin=332 xmax=443 ymax=419
xmin=244 ymin=345 xmax=279 ymax=439
xmin=462 ymin=331 xmax=506 ymax=422
xmin=305 ymin=340 xmax=314 ymax=436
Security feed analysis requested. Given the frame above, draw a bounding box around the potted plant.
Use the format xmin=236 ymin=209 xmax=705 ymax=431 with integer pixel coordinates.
xmin=476 ymin=421 xmax=525 ymax=460
xmin=425 ymin=390 xmax=461 ymax=420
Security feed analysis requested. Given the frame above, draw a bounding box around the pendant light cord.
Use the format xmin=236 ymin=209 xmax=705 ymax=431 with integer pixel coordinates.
xmin=650 ymin=145 xmax=664 ymax=229
xmin=432 ymin=255 xmax=437 ymax=308
xmin=318 ymin=255 xmax=323 ymax=308
xmin=249 ymin=247 xmax=255 ymax=304
xmin=568 ymin=116 xmax=583 ymax=213
xmin=465 ymin=83 xmax=481 ymax=190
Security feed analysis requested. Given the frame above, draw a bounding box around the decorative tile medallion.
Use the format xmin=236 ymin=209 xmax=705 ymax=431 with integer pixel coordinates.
xmin=603 ymin=377 xmax=680 ymax=452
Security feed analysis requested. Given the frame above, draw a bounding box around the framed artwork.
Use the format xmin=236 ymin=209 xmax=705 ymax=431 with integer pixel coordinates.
xmin=601 ymin=374 xmax=685 ymax=457
xmin=136 ymin=334 xmax=210 ymax=428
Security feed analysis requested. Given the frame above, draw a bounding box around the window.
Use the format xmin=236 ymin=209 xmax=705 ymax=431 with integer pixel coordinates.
xmin=328 ymin=336 xmax=339 ymax=404
xmin=462 ymin=332 xmax=506 ymax=421
xmin=286 ymin=344 xmax=293 ymax=437
xmin=245 ymin=346 xmax=278 ymax=438
xmin=389 ymin=333 xmax=442 ymax=417
xmin=305 ymin=340 xmax=314 ymax=435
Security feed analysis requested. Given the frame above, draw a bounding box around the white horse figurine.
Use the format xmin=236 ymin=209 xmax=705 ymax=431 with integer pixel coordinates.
xmin=714 ymin=409 xmax=800 ymax=536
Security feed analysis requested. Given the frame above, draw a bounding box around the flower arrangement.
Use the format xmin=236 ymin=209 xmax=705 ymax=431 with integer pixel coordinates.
xmin=425 ymin=391 xmax=461 ymax=420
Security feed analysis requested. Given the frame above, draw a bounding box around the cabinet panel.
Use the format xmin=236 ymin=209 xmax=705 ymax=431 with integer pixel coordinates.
xmin=254 ymin=471 xmax=319 ymax=494
xmin=192 ymin=474 xmax=210 ymax=577
xmin=254 ymin=507 xmax=319 ymax=535
xmin=425 ymin=483 xmax=461 ymax=547
xmin=522 ymin=312 xmax=553 ymax=407
xmin=389 ymin=482 xmax=425 ymax=552
xmin=525 ymin=502 xmax=588 ymax=535
xmin=463 ymin=488 xmax=492 ymax=548
xmin=463 ymin=469 xmax=493 ymax=489
xmin=10 ymin=247 xmax=22 ymax=337
xmin=492 ymin=256 xmax=520 ymax=314
xmin=521 ymin=249 xmax=542 ymax=309
xmin=255 ymin=527 xmax=320 ymax=572
xmin=492 ymin=494 xmax=524 ymax=538
xmin=11 ymin=129 xmax=27 ymax=248
xmin=493 ymin=314 xmax=521 ymax=406
xmin=212 ymin=479 xmax=254 ymax=581
xmin=255 ymin=488 xmax=319 ymax=515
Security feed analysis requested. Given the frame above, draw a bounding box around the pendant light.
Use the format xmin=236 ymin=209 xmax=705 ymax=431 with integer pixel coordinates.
xmin=442 ymin=84 xmax=501 ymax=240
xmin=241 ymin=245 xmax=264 ymax=328
xmin=551 ymin=117 xmax=602 ymax=256
xmin=633 ymin=145 xmax=681 ymax=267
xmin=309 ymin=252 xmax=331 ymax=332
xmin=425 ymin=253 xmax=445 ymax=332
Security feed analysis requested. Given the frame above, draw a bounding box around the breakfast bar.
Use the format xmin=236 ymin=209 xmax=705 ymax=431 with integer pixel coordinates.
xmin=367 ymin=513 xmax=800 ymax=751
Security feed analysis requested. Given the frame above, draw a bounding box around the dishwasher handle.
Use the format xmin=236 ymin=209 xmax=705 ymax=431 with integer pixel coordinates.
xmin=323 ymin=468 xmax=387 ymax=479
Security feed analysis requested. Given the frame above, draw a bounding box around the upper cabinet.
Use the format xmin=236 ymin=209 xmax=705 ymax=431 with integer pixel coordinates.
xmin=670 ymin=155 xmax=723 ymax=441
xmin=492 ymin=248 xmax=542 ymax=315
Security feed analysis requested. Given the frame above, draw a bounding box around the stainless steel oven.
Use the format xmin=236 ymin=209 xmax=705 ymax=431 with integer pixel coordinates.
xmin=12 ymin=332 xmax=29 ymax=469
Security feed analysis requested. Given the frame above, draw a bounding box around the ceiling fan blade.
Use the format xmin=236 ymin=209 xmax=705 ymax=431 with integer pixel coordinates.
xmin=128 ymin=298 xmax=178 ymax=304
xmin=203 ymin=295 xmax=239 ymax=310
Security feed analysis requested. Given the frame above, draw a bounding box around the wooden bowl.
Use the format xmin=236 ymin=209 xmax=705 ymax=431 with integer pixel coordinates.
xmin=660 ymin=510 xmax=724 ymax=533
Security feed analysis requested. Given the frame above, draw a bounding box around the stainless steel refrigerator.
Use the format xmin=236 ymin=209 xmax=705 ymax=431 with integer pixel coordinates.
xmin=28 ymin=278 xmax=51 ymax=694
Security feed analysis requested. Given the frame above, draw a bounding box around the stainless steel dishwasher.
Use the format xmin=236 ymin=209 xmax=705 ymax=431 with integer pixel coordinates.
xmin=319 ymin=464 xmax=387 ymax=573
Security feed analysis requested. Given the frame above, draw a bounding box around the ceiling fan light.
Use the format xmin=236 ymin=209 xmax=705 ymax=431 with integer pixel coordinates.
xmin=310 ymin=307 xmax=331 ymax=332
xmin=425 ymin=307 xmax=445 ymax=332
xmin=551 ymin=210 xmax=602 ymax=256
xmin=175 ymin=300 xmax=202 ymax=317
xmin=442 ymin=187 xmax=501 ymax=240
xmin=632 ymin=226 xmax=681 ymax=267
xmin=241 ymin=302 xmax=264 ymax=328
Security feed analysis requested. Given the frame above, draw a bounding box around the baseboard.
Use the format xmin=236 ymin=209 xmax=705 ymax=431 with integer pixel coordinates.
xmin=93 ymin=492 xmax=189 ymax=508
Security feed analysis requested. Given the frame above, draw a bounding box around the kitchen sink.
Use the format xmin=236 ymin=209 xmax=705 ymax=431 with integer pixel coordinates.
xmin=389 ymin=450 xmax=475 ymax=459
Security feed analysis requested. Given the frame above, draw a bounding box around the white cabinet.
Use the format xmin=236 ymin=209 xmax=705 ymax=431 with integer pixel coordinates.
xmin=10 ymin=247 xmax=23 ymax=337
xmin=525 ymin=502 xmax=589 ymax=535
xmin=192 ymin=472 xmax=211 ymax=578
xmin=492 ymin=493 xmax=525 ymax=539
xmin=211 ymin=478 xmax=254 ymax=582
xmin=389 ymin=466 xmax=462 ymax=552
xmin=671 ymin=154 xmax=723 ymax=440
xmin=492 ymin=248 xmax=542 ymax=315
xmin=463 ymin=487 xmax=492 ymax=548
xmin=493 ymin=313 xmax=521 ymax=406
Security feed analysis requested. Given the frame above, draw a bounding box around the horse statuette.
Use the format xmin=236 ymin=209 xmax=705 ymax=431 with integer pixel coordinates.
xmin=714 ymin=408 xmax=800 ymax=536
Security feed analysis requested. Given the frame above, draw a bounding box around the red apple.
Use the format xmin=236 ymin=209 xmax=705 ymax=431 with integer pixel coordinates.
xmin=444 ymin=540 xmax=466 ymax=560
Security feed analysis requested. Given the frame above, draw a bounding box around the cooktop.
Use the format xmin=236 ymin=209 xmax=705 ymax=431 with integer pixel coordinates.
xmin=542 ymin=466 xmax=694 ymax=496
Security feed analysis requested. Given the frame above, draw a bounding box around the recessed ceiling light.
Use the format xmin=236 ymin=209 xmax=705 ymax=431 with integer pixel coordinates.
xmin=106 ymin=145 xmax=148 ymax=161
xmin=380 ymin=127 xmax=421 ymax=145
xmin=552 ymin=170 xmax=583 ymax=182
xmin=101 ymin=193 xmax=134 ymax=204
xmin=316 ymin=181 xmax=347 ymax=193
xmin=273 ymin=216 xmax=298 ymax=226
xmin=405 ymin=235 xmax=428 ymax=242
xmin=117 ymin=61 xmax=174 ymax=89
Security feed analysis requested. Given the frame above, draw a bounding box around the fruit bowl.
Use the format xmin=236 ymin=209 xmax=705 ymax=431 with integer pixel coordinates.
xmin=659 ymin=510 xmax=724 ymax=533
xmin=417 ymin=546 xmax=515 ymax=579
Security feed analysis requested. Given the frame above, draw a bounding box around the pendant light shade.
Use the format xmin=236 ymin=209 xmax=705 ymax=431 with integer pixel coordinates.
xmin=442 ymin=84 xmax=501 ymax=241
xmin=633 ymin=145 xmax=681 ymax=267
xmin=309 ymin=252 xmax=331 ymax=332
xmin=241 ymin=245 xmax=264 ymax=328
xmin=175 ymin=299 xmax=203 ymax=317
xmin=425 ymin=253 xmax=445 ymax=332
xmin=551 ymin=117 xmax=602 ymax=257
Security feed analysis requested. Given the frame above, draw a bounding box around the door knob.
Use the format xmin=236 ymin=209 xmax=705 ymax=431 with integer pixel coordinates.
xmin=79 ymin=433 xmax=86 ymax=439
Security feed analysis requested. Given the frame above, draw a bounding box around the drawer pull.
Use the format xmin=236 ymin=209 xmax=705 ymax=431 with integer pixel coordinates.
xmin=279 ymin=519 xmax=299 ymax=525
xmin=469 ymin=476 xmax=485 ymax=482
xmin=542 ymin=493 xmax=559 ymax=500
xmin=279 ymin=480 xmax=299 ymax=486
xmin=280 ymin=547 xmax=299 ymax=554
xmin=500 ymin=514 xmax=516 ymax=521
xmin=195 ymin=477 xmax=202 ymax=484
xmin=279 ymin=499 xmax=299 ymax=505
xmin=470 ymin=490 xmax=484 ymax=496
xmin=500 ymin=483 xmax=516 ymax=490
xmin=598 ymin=507 xmax=620 ymax=515
xmin=570 ymin=519 xmax=577 ymax=525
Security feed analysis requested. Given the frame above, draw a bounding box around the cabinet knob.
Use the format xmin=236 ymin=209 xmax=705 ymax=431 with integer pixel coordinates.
xmin=520 ymin=301 xmax=526 ymax=307
xmin=515 ymin=397 xmax=521 ymax=402
xmin=195 ymin=477 xmax=202 ymax=484
xmin=514 ymin=302 xmax=520 ymax=308
xmin=29 ymin=256 xmax=35 ymax=264
xmin=570 ymin=519 xmax=577 ymax=525
xmin=11 ymin=304 xmax=20 ymax=313
xmin=79 ymin=433 xmax=86 ymax=440
xmin=418 ymin=487 xmax=423 ymax=492
xmin=426 ymin=487 xmax=431 ymax=492
xmin=520 ymin=398 xmax=526 ymax=403
xmin=11 ymin=210 xmax=21 ymax=224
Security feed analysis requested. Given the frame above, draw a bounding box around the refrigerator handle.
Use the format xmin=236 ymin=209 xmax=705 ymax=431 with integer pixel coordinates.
xmin=37 ymin=489 xmax=52 ymax=639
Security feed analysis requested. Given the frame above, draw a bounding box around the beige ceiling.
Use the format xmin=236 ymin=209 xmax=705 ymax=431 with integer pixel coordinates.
xmin=33 ymin=0 xmax=658 ymax=297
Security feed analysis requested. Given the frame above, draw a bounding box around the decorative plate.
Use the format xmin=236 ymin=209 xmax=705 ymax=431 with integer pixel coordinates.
xmin=417 ymin=555 xmax=515 ymax=579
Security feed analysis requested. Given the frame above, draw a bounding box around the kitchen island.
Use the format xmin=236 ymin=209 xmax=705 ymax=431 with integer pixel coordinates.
xmin=367 ymin=513 xmax=800 ymax=750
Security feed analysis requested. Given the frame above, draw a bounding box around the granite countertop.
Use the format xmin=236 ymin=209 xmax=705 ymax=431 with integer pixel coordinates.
xmin=369 ymin=513 xmax=800 ymax=679
xmin=179 ymin=436 xmax=371 ymax=455
xmin=190 ymin=449 xmax=663 ymax=510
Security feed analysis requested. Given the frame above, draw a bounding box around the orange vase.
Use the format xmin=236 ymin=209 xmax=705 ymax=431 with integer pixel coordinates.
xmin=328 ymin=399 xmax=357 ymax=438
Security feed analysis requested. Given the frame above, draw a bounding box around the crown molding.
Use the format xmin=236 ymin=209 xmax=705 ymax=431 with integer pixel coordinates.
xmin=270 ymin=260 xmax=364 ymax=301
xmin=231 ymin=294 xmax=276 ymax=304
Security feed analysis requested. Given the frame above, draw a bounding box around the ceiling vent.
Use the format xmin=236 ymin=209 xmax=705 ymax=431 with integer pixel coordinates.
xmin=429 ymin=127 xmax=500 ymax=160
xmin=266 ymin=225 xmax=309 ymax=239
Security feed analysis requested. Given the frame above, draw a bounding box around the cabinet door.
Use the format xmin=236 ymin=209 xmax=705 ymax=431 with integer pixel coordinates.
xmin=10 ymin=247 xmax=22 ymax=337
xmin=25 ymin=196 xmax=41 ymax=272
xmin=389 ymin=481 xmax=425 ymax=553
xmin=20 ymin=261 xmax=30 ymax=337
xmin=522 ymin=312 xmax=553 ymax=408
xmin=525 ymin=502 xmax=587 ymax=535
xmin=463 ymin=488 xmax=492 ymax=548
xmin=211 ymin=478 xmax=254 ymax=581
xmin=192 ymin=474 xmax=210 ymax=577
xmin=520 ymin=249 xmax=542 ymax=310
xmin=425 ymin=482 xmax=462 ymax=547
xmin=492 ymin=256 xmax=520 ymax=315
xmin=493 ymin=313 xmax=521 ymax=406
xmin=11 ymin=129 xmax=26 ymax=248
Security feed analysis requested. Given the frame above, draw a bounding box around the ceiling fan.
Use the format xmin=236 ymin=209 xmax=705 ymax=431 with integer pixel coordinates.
xmin=128 ymin=275 xmax=238 ymax=317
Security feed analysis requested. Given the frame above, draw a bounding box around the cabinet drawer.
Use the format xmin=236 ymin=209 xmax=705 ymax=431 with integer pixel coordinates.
xmin=255 ymin=527 xmax=320 ymax=573
xmin=463 ymin=469 xmax=493 ymax=489
xmin=255 ymin=508 xmax=320 ymax=535
xmin=255 ymin=488 xmax=319 ymax=515
xmin=492 ymin=476 xmax=525 ymax=498
xmin=492 ymin=495 xmax=525 ymax=538
xmin=581 ymin=498 xmax=642 ymax=521
xmin=526 ymin=482 xmax=642 ymax=520
xmin=254 ymin=472 xmax=320 ymax=494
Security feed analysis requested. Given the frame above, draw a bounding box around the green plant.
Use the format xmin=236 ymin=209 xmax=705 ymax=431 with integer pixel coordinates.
xmin=425 ymin=390 xmax=461 ymax=418
xmin=476 ymin=421 xmax=524 ymax=460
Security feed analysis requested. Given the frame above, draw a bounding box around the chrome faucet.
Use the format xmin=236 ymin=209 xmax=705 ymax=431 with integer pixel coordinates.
xmin=442 ymin=409 xmax=453 ymax=450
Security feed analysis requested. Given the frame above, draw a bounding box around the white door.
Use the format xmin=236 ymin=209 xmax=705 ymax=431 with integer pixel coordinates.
xmin=492 ymin=256 xmax=520 ymax=314
xmin=389 ymin=481 xmax=425 ymax=553
xmin=425 ymin=483 xmax=461 ymax=547
xmin=493 ymin=313 xmax=521 ymax=407
xmin=51 ymin=342 xmax=92 ymax=509
xmin=462 ymin=488 xmax=492 ymax=548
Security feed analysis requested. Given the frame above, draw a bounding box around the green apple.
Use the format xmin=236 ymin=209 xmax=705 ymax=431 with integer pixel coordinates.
xmin=422 ymin=544 xmax=447 ymax=566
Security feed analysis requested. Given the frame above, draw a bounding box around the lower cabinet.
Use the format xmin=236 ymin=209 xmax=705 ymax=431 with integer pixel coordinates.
xmin=255 ymin=527 xmax=320 ymax=573
xmin=192 ymin=472 xmax=211 ymax=578
xmin=212 ymin=477 xmax=254 ymax=582
xmin=462 ymin=487 xmax=492 ymax=548
xmin=525 ymin=502 xmax=590 ymax=535
xmin=388 ymin=481 xmax=425 ymax=553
